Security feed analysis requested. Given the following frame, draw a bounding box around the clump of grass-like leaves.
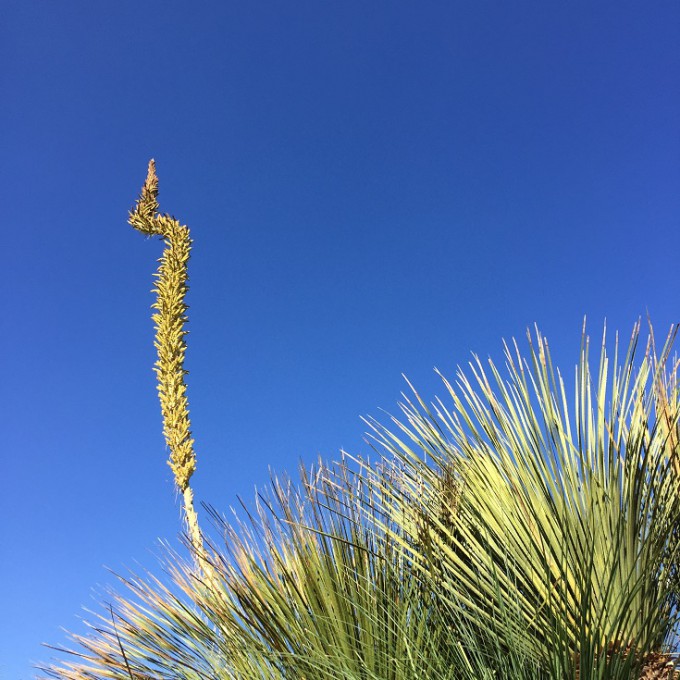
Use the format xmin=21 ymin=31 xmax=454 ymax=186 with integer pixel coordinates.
xmin=44 ymin=322 xmax=680 ymax=679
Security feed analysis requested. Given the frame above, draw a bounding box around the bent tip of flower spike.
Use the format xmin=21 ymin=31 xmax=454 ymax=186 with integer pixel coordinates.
xmin=129 ymin=158 xmax=162 ymax=236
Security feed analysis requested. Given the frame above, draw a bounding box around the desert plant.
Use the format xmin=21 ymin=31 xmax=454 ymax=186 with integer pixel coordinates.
xmin=361 ymin=323 xmax=680 ymax=678
xmin=43 ymin=164 xmax=680 ymax=679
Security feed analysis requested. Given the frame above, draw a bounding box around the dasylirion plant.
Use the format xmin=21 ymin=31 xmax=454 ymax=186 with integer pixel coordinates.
xmin=43 ymin=163 xmax=680 ymax=679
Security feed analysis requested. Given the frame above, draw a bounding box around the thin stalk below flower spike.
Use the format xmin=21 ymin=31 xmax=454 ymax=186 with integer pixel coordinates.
xmin=128 ymin=159 xmax=205 ymax=567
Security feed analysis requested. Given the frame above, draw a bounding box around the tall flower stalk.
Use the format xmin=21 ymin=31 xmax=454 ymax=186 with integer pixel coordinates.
xmin=128 ymin=159 xmax=203 ymax=560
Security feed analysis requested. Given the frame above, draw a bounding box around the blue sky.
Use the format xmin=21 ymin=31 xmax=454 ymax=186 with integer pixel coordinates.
xmin=2 ymin=2 xmax=679 ymax=677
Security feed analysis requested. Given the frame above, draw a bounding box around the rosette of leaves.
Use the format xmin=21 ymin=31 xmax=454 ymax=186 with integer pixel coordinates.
xmin=42 ymin=165 xmax=680 ymax=680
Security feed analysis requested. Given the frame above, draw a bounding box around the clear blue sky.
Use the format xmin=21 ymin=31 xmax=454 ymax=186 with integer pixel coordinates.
xmin=2 ymin=2 xmax=679 ymax=677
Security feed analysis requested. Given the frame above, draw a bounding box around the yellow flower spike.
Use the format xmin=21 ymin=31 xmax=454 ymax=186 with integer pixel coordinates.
xmin=128 ymin=160 xmax=208 ymax=572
